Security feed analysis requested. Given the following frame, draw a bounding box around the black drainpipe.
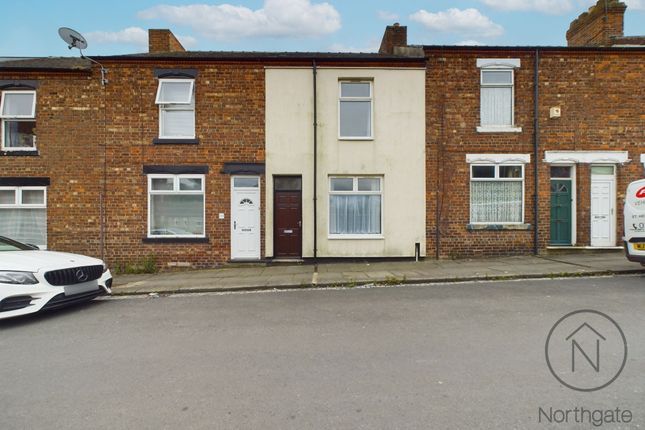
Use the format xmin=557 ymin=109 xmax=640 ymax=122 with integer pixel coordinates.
xmin=436 ymin=51 xmax=445 ymax=260
xmin=312 ymin=59 xmax=318 ymax=259
xmin=533 ymin=49 xmax=540 ymax=255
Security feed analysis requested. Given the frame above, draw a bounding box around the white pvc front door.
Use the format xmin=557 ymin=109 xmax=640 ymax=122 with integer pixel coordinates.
xmin=231 ymin=176 xmax=261 ymax=260
xmin=590 ymin=166 xmax=616 ymax=247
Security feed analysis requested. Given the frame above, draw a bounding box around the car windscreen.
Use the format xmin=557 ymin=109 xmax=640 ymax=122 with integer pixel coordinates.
xmin=0 ymin=236 xmax=35 ymax=251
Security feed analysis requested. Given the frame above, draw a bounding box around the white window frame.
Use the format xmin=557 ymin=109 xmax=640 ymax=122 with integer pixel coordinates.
xmin=0 ymin=90 xmax=37 ymax=151
xmin=476 ymin=59 xmax=521 ymax=133
xmin=469 ymin=164 xmax=525 ymax=225
xmin=147 ymin=174 xmax=205 ymax=238
xmin=338 ymin=81 xmax=374 ymax=140
xmin=328 ymin=176 xmax=383 ymax=239
xmin=0 ymin=186 xmax=47 ymax=248
xmin=155 ymin=79 xmax=194 ymax=104
xmin=155 ymin=79 xmax=195 ymax=139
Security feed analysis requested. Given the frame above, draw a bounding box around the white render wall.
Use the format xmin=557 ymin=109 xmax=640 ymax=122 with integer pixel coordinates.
xmin=265 ymin=67 xmax=426 ymax=257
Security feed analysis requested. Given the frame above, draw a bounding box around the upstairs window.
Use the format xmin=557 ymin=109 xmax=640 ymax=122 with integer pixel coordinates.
xmin=339 ymin=81 xmax=372 ymax=139
xmin=477 ymin=59 xmax=520 ymax=132
xmin=155 ymin=79 xmax=195 ymax=139
xmin=0 ymin=91 xmax=37 ymax=151
xmin=480 ymin=70 xmax=513 ymax=126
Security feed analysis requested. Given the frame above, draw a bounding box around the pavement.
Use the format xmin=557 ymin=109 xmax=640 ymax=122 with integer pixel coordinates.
xmin=112 ymin=250 xmax=645 ymax=295
xmin=3 ymin=275 xmax=645 ymax=429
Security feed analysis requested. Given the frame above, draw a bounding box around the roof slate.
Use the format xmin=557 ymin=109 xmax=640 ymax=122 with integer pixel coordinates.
xmin=0 ymin=57 xmax=91 ymax=71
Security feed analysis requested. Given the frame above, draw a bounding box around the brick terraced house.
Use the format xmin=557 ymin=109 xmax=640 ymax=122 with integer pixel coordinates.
xmin=380 ymin=0 xmax=644 ymax=258
xmin=0 ymin=58 xmax=102 ymax=256
xmin=0 ymin=0 xmax=642 ymax=268
xmin=0 ymin=30 xmax=425 ymax=268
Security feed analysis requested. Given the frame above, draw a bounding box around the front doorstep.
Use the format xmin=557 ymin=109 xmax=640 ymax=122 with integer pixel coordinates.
xmin=228 ymin=258 xmax=267 ymax=263
xmin=546 ymin=246 xmax=623 ymax=250
xmin=268 ymin=258 xmax=305 ymax=264
xmin=545 ymin=245 xmax=624 ymax=256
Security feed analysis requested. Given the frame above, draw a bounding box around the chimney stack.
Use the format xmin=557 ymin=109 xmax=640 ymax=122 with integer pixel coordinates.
xmin=379 ymin=23 xmax=407 ymax=54
xmin=148 ymin=29 xmax=186 ymax=53
xmin=566 ymin=0 xmax=627 ymax=47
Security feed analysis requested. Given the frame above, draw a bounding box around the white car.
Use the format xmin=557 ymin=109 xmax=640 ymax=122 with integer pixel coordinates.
xmin=0 ymin=236 xmax=112 ymax=320
xmin=624 ymin=179 xmax=645 ymax=265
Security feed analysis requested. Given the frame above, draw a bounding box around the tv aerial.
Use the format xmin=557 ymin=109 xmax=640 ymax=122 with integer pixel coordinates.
xmin=58 ymin=27 xmax=108 ymax=86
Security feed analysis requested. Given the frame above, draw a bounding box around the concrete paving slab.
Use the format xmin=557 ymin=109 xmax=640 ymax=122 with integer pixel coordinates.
xmin=265 ymin=265 xmax=313 ymax=275
xmin=111 ymin=251 xmax=645 ymax=295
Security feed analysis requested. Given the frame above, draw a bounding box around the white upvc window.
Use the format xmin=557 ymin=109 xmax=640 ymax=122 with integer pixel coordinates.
xmin=0 ymin=90 xmax=37 ymax=151
xmin=155 ymin=79 xmax=195 ymax=139
xmin=338 ymin=81 xmax=373 ymax=140
xmin=470 ymin=164 xmax=524 ymax=224
xmin=477 ymin=59 xmax=521 ymax=133
xmin=0 ymin=186 xmax=47 ymax=247
xmin=147 ymin=174 xmax=205 ymax=238
xmin=329 ymin=176 xmax=382 ymax=238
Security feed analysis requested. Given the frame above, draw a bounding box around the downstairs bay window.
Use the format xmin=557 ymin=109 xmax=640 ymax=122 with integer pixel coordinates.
xmin=147 ymin=174 xmax=205 ymax=238
xmin=470 ymin=163 xmax=524 ymax=224
xmin=0 ymin=186 xmax=47 ymax=247
xmin=329 ymin=176 xmax=382 ymax=237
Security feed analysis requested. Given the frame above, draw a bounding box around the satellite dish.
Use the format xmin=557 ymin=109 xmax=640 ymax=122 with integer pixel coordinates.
xmin=57 ymin=26 xmax=107 ymax=86
xmin=58 ymin=27 xmax=88 ymax=50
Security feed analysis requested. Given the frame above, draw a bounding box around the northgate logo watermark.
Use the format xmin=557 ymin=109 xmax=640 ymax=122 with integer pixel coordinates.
xmin=539 ymin=310 xmax=632 ymax=427
xmin=538 ymin=407 xmax=632 ymax=427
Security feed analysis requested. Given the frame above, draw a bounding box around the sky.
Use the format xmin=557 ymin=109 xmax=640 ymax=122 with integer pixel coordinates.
xmin=0 ymin=0 xmax=643 ymax=57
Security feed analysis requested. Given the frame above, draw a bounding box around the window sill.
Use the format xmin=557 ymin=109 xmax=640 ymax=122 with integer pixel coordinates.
xmin=467 ymin=223 xmax=532 ymax=231
xmin=153 ymin=138 xmax=199 ymax=145
xmin=1 ymin=150 xmax=38 ymax=156
xmin=142 ymin=237 xmax=209 ymax=244
xmin=328 ymin=235 xmax=384 ymax=240
xmin=338 ymin=137 xmax=374 ymax=141
xmin=476 ymin=126 xmax=522 ymax=133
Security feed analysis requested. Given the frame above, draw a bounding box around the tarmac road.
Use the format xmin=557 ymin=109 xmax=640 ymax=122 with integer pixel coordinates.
xmin=2 ymin=275 xmax=644 ymax=429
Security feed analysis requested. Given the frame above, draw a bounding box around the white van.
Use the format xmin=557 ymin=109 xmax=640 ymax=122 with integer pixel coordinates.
xmin=624 ymin=179 xmax=645 ymax=265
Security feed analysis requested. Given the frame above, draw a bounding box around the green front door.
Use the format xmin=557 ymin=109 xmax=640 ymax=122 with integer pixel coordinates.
xmin=550 ymin=179 xmax=572 ymax=245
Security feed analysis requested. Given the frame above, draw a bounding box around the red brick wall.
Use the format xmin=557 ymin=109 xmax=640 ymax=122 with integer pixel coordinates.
xmin=425 ymin=48 xmax=645 ymax=258
xmin=3 ymin=49 xmax=642 ymax=265
xmin=538 ymin=51 xmax=645 ymax=249
xmin=101 ymin=61 xmax=265 ymax=269
xmin=0 ymin=70 xmax=104 ymax=258
xmin=426 ymin=50 xmax=537 ymax=258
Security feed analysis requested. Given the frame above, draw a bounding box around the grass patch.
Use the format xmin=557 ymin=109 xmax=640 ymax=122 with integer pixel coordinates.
xmin=383 ymin=275 xmax=407 ymax=285
xmin=114 ymin=254 xmax=158 ymax=275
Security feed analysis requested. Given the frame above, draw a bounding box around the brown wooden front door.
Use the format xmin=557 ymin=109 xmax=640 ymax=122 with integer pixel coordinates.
xmin=274 ymin=177 xmax=302 ymax=258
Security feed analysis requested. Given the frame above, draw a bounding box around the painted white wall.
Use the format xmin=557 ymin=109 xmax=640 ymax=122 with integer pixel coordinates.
xmin=265 ymin=67 xmax=426 ymax=258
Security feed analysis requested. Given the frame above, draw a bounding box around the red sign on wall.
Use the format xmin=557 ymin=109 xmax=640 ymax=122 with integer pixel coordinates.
xmin=636 ymin=187 xmax=645 ymax=199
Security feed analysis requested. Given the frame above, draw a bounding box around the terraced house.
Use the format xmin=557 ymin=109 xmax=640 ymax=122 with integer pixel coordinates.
xmin=0 ymin=30 xmax=425 ymax=268
xmin=0 ymin=0 xmax=642 ymax=268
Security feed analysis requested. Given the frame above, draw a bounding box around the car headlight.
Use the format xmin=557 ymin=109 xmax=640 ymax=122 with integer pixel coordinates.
xmin=0 ymin=271 xmax=38 ymax=285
